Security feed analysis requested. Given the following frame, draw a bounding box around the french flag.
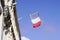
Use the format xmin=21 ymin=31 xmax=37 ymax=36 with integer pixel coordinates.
xmin=30 ymin=12 xmax=42 ymax=28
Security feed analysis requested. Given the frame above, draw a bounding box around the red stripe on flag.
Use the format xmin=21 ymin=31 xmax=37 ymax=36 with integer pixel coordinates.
xmin=33 ymin=21 xmax=42 ymax=28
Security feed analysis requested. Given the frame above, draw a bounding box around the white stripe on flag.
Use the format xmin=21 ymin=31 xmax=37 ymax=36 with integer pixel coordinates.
xmin=31 ymin=17 xmax=41 ymax=24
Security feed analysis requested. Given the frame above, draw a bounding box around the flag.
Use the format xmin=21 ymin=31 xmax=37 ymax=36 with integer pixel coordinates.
xmin=30 ymin=12 xmax=42 ymax=28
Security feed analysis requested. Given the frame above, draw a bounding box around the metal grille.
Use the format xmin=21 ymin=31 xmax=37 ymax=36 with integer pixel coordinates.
xmin=0 ymin=0 xmax=21 ymax=40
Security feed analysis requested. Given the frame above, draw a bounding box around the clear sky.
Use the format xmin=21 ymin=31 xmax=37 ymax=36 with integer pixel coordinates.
xmin=16 ymin=0 xmax=60 ymax=40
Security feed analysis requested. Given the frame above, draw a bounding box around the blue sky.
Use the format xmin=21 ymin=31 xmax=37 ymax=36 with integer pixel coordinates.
xmin=16 ymin=0 xmax=60 ymax=40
